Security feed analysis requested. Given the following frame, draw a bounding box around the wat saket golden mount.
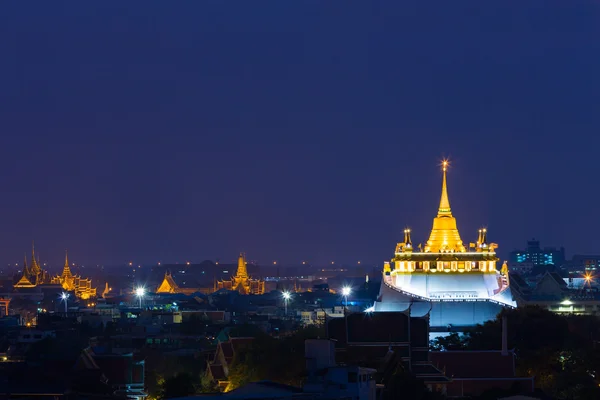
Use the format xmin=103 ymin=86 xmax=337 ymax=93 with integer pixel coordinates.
xmin=387 ymin=160 xmax=501 ymax=274
xmin=373 ymin=159 xmax=515 ymax=324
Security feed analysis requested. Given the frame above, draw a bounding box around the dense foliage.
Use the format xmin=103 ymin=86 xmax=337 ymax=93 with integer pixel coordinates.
xmin=225 ymin=325 xmax=325 ymax=391
xmin=431 ymin=306 xmax=600 ymax=400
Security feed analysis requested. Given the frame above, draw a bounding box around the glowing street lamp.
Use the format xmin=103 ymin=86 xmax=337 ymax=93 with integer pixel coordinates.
xmin=60 ymin=292 xmax=69 ymax=314
xmin=282 ymin=291 xmax=291 ymax=315
xmin=584 ymin=273 xmax=593 ymax=289
xmin=135 ymin=287 xmax=146 ymax=309
xmin=341 ymin=286 xmax=351 ymax=308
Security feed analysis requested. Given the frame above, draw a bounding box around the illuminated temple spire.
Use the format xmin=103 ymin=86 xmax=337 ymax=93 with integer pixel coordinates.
xmin=424 ymin=160 xmax=466 ymax=253
xmin=62 ymin=250 xmax=73 ymax=279
xmin=438 ymin=160 xmax=451 ymax=216
xmin=236 ymin=253 xmax=248 ymax=279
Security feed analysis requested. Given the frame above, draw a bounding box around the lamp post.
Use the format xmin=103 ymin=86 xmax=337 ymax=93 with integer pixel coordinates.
xmin=282 ymin=291 xmax=291 ymax=316
xmin=341 ymin=286 xmax=351 ymax=309
xmin=60 ymin=292 xmax=69 ymax=314
xmin=135 ymin=287 xmax=145 ymax=309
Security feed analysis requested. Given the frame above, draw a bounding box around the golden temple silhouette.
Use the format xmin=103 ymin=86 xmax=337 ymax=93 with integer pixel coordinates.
xmin=14 ymin=245 xmax=97 ymax=299
xmin=216 ymin=253 xmax=265 ymax=295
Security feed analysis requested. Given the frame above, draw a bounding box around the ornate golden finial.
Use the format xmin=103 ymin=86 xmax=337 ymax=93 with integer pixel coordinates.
xmin=438 ymin=159 xmax=452 ymax=216
xmin=65 ymin=249 xmax=69 ymax=268
xmin=404 ymin=229 xmax=413 ymax=250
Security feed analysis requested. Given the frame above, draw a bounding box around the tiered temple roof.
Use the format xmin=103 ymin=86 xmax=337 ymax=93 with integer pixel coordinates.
xmin=216 ymin=253 xmax=265 ymax=295
xmin=13 ymin=245 xmax=97 ymax=299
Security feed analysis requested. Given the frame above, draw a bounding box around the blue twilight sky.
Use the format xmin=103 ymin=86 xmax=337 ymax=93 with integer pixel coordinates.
xmin=0 ymin=1 xmax=598 ymax=267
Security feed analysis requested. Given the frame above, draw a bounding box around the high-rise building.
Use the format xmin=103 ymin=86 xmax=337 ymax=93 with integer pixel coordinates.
xmin=563 ymin=254 xmax=600 ymax=274
xmin=509 ymin=239 xmax=565 ymax=267
xmin=372 ymin=161 xmax=516 ymax=331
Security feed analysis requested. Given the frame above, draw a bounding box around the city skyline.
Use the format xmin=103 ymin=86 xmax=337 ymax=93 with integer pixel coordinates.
xmin=1 ymin=3 xmax=599 ymax=265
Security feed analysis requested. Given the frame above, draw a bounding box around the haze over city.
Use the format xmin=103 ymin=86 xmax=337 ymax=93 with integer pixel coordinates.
xmin=1 ymin=2 xmax=598 ymax=266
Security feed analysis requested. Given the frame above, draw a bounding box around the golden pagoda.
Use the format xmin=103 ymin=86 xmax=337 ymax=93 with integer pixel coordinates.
xmin=216 ymin=253 xmax=265 ymax=295
xmin=50 ymin=250 xmax=97 ymax=299
xmin=373 ymin=160 xmax=516 ymax=330
xmin=14 ymin=244 xmax=50 ymax=288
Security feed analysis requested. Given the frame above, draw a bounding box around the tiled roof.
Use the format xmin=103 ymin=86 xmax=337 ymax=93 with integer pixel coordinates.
xmin=220 ymin=342 xmax=234 ymax=359
xmin=209 ymin=364 xmax=226 ymax=381
xmin=430 ymin=351 xmax=515 ymax=378
xmin=329 ymin=312 xmax=415 ymax=345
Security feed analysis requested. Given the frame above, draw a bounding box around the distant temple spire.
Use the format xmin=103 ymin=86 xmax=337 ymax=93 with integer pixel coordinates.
xmin=216 ymin=252 xmax=265 ymax=295
xmin=236 ymin=253 xmax=248 ymax=279
xmin=62 ymin=250 xmax=73 ymax=279
xmin=23 ymin=253 xmax=29 ymax=277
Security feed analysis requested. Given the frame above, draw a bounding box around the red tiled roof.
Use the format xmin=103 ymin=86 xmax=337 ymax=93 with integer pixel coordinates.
xmin=430 ymin=351 xmax=515 ymax=378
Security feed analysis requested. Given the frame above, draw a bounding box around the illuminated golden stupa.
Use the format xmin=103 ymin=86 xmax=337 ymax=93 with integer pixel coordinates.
xmin=373 ymin=161 xmax=516 ymax=329
xmin=216 ymin=253 xmax=265 ymax=295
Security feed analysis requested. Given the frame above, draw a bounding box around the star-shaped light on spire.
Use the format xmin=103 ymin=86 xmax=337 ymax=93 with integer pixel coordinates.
xmin=441 ymin=158 xmax=450 ymax=172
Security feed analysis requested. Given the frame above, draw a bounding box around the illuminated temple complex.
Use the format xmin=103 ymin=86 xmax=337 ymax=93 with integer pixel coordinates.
xmin=14 ymin=246 xmax=97 ymax=300
xmin=216 ymin=253 xmax=265 ymax=295
xmin=373 ymin=161 xmax=516 ymax=330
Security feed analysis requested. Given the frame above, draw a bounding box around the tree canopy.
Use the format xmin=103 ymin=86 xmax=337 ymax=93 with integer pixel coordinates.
xmin=431 ymin=306 xmax=600 ymax=399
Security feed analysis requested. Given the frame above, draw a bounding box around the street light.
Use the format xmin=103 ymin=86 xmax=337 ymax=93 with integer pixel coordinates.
xmin=341 ymin=286 xmax=351 ymax=308
xmin=282 ymin=291 xmax=291 ymax=315
xmin=584 ymin=273 xmax=593 ymax=289
xmin=60 ymin=292 xmax=69 ymax=314
xmin=135 ymin=287 xmax=145 ymax=309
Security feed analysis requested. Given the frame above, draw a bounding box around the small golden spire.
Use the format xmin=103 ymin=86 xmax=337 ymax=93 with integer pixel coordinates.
xmin=438 ymin=160 xmax=452 ymax=216
xmin=404 ymin=228 xmax=413 ymax=249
